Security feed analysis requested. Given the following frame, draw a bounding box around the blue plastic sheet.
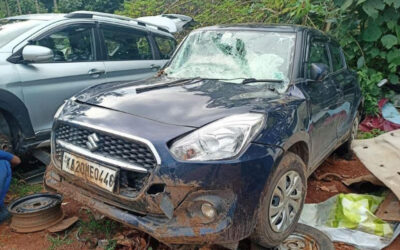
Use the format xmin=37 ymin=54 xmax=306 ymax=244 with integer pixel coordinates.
xmin=382 ymin=102 xmax=400 ymax=125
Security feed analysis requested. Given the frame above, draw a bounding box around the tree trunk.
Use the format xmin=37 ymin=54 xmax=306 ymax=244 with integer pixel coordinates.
xmin=5 ymin=0 xmax=10 ymax=16
xmin=35 ymin=0 xmax=40 ymax=13
xmin=53 ymin=0 xmax=58 ymax=12
xmin=16 ymin=0 xmax=22 ymax=15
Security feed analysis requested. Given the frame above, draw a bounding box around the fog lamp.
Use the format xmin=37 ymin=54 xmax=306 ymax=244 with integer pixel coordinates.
xmin=201 ymin=203 xmax=216 ymax=219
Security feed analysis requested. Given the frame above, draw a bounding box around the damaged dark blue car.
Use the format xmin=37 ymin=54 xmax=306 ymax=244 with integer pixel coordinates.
xmin=45 ymin=24 xmax=362 ymax=248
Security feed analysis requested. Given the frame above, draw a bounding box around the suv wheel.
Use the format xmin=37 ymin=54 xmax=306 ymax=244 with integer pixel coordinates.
xmin=252 ymin=152 xmax=306 ymax=248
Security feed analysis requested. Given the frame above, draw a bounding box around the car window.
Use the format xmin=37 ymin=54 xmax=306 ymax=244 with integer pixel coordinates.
xmin=36 ymin=25 xmax=95 ymax=62
xmin=154 ymin=36 xmax=176 ymax=59
xmin=101 ymin=26 xmax=153 ymax=61
xmin=330 ymin=44 xmax=344 ymax=72
xmin=308 ymin=40 xmax=331 ymax=77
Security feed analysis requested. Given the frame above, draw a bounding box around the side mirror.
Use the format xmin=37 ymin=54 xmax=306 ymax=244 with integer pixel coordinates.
xmin=310 ymin=63 xmax=329 ymax=81
xmin=22 ymin=45 xmax=53 ymax=63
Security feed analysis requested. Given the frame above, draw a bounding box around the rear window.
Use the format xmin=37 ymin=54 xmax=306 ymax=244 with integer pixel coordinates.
xmin=101 ymin=25 xmax=153 ymax=61
xmin=330 ymin=44 xmax=345 ymax=72
xmin=0 ymin=19 xmax=44 ymax=48
xmin=154 ymin=36 xmax=176 ymax=59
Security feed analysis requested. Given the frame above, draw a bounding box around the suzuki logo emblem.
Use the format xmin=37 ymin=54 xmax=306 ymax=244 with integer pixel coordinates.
xmin=87 ymin=133 xmax=100 ymax=151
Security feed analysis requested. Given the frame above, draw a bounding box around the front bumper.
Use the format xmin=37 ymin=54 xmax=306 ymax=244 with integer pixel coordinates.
xmin=45 ymin=142 xmax=283 ymax=245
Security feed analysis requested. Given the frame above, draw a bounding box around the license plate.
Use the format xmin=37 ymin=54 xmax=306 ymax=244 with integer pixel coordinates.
xmin=62 ymin=152 xmax=117 ymax=192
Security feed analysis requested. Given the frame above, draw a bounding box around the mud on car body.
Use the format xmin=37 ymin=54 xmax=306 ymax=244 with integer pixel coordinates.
xmin=45 ymin=24 xmax=362 ymax=248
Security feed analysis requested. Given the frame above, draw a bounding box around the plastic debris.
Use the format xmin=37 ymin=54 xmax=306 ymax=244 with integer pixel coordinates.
xmin=375 ymin=192 xmax=400 ymax=222
xmin=360 ymin=99 xmax=400 ymax=132
xmin=382 ymin=101 xmax=400 ymax=125
xmin=352 ymin=130 xmax=400 ymax=200
xmin=300 ymin=193 xmax=400 ymax=250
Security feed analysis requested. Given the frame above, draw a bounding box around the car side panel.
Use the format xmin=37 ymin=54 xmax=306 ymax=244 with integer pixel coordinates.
xmin=253 ymin=96 xmax=312 ymax=166
xmin=334 ymin=70 xmax=359 ymax=139
xmin=18 ymin=61 xmax=107 ymax=133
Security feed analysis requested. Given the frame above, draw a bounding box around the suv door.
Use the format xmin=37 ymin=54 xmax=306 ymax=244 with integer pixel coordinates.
xmin=302 ymin=38 xmax=342 ymax=167
xmin=16 ymin=23 xmax=106 ymax=133
xmin=100 ymin=24 xmax=164 ymax=82
xmin=328 ymin=42 xmax=357 ymax=140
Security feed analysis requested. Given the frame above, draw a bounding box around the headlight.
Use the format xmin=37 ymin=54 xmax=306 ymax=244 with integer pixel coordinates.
xmin=170 ymin=113 xmax=265 ymax=161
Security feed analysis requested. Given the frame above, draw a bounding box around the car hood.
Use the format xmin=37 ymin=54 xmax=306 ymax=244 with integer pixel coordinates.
xmin=75 ymin=77 xmax=283 ymax=128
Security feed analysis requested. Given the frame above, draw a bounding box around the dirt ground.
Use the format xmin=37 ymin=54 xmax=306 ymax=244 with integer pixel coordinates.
xmin=1 ymin=154 xmax=399 ymax=250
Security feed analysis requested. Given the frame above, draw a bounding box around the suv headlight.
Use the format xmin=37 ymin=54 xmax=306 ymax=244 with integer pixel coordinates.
xmin=170 ymin=113 xmax=265 ymax=161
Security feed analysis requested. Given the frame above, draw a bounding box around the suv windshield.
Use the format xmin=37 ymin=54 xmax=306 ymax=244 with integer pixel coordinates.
xmin=0 ymin=19 xmax=45 ymax=48
xmin=165 ymin=30 xmax=296 ymax=92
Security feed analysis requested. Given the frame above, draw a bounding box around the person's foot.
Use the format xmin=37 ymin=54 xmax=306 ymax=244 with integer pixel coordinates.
xmin=0 ymin=206 xmax=10 ymax=224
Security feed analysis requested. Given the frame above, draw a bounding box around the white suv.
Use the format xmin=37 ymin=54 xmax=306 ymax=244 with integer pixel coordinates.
xmin=0 ymin=11 xmax=192 ymax=154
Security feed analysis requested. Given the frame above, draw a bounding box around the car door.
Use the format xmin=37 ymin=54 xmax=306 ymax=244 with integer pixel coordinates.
xmin=328 ymin=42 xmax=357 ymax=140
xmin=100 ymin=24 xmax=164 ymax=83
xmin=16 ymin=22 xmax=106 ymax=134
xmin=301 ymin=37 xmax=342 ymax=167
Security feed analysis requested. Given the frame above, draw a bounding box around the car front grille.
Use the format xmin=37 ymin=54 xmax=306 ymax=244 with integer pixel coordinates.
xmin=54 ymin=122 xmax=158 ymax=195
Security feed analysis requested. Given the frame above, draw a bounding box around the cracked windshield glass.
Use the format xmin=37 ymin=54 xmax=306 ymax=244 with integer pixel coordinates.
xmin=165 ymin=30 xmax=296 ymax=92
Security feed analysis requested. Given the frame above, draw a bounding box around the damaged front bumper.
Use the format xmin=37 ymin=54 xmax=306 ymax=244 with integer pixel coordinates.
xmin=45 ymin=143 xmax=282 ymax=245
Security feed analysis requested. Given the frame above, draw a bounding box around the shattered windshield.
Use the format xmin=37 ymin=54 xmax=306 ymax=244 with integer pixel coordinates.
xmin=0 ymin=19 xmax=45 ymax=48
xmin=165 ymin=30 xmax=296 ymax=92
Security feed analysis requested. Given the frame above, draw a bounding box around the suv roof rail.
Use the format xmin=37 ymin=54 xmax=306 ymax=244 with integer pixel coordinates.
xmin=65 ymin=11 xmax=171 ymax=33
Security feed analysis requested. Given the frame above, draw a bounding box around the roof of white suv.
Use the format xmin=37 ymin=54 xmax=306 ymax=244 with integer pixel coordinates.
xmin=6 ymin=12 xmax=172 ymax=35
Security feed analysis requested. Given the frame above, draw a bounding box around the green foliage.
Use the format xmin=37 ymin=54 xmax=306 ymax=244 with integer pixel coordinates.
xmin=9 ymin=177 xmax=43 ymax=198
xmin=0 ymin=0 xmax=123 ymax=16
xmin=106 ymin=239 xmax=117 ymax=250
xmin=57 ymin=0 xmax=84 ymax=13
xmin=4 ymin=0 xmax=47 ymax=16
xmin=357 ymin=67 xmax=382 ymax=114
xmin=357 ymin=128 xmax=385 ymax=139
xmin=78 ymin=210 xmax=119 ymax=240
xmin=84 ymin=0 xmax=123 ymax=13
xmin=47 ymin=234 xmax=73 ymax=250
xmin=58 ymin=0 xmax=124 ymax=13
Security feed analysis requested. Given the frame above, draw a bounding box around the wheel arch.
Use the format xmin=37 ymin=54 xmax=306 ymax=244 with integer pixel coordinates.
xmin=281 ymin=131 xmax=310 ymax=171
xmin=0 ymin=89 xmax=35 ymax=138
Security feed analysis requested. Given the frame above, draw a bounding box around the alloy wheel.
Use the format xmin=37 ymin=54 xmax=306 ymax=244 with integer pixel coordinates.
xmin=269 ymin=171 xmax=303 ymax=233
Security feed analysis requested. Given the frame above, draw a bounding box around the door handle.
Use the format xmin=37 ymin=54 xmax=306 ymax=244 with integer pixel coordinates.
xmin=88 ymin=69 xmax=105 ymax=78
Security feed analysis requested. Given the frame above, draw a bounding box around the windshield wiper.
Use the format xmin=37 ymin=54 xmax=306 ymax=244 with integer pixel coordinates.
xmin=241 ymin=78 xmax=283 ymax=85
xmin=136 ymin=77 xmax=201 ymax=93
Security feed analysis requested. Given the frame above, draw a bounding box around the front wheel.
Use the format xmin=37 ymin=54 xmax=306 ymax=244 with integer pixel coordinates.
xmin=251 ymin=152 xmax=306 ymax=248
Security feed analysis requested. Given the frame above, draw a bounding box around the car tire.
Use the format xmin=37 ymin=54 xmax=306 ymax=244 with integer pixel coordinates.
xmin=251 ymin=152 xmax=306 ymax=248
xmin=250 ymin=223 xmax=334 ymax=250
xmin=0 ymin=114 xmax=13 ymax=152
xmin=339 ymin=113 xmax=359 ymax=160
